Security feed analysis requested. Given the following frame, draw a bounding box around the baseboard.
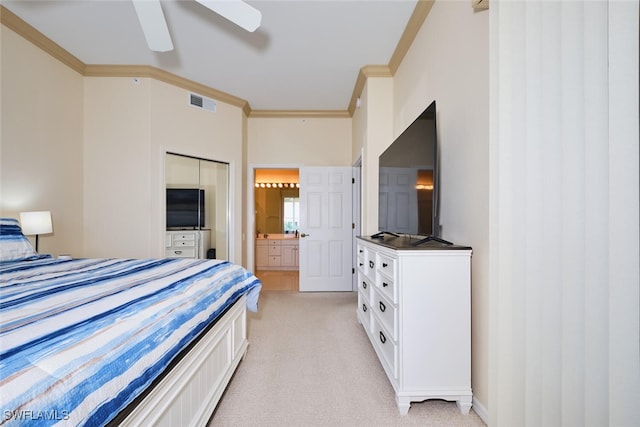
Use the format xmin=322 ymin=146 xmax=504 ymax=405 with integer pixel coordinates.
xmin=472 ymin=397 xmax=489 ymax=425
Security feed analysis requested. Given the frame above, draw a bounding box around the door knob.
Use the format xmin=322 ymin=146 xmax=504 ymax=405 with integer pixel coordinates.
xmin=300 ymin=233 xmax=310 ymax=238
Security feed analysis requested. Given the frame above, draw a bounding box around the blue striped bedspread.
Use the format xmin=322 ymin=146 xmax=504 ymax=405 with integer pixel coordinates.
xmin=0 ymin=256 xmax=262 ymax=426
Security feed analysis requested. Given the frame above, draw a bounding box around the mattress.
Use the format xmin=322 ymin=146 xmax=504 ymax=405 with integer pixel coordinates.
xmin=0 ymin=256 xmax=261 ymax=426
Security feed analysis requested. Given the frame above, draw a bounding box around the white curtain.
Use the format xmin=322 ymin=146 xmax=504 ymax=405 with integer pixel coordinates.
xmin=489 ymin=1 xmax=639 ymax=426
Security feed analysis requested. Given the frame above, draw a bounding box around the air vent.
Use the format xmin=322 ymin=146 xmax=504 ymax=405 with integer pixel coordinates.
xmin=189 ymin=93 xmax=216 ymax=112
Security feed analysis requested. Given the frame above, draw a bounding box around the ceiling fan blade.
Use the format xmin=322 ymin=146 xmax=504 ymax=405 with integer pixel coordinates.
xmin=195 ymin=0 xmax=262 ymax=32
xmin=132 ymin=0 xmax=174 ymax=52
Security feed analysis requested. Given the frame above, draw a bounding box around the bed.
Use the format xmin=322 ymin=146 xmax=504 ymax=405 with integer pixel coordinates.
xmin=0 ymin=218 xmax=262 ymax=426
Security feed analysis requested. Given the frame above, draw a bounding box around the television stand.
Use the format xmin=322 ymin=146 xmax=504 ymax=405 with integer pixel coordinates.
xmin=411 ymin=235 xmax=453 ymax=246
xmin=356 ymin=236 xmax=472 ymax=414
xmin=371 ymin=231 xmax=400 ymax=239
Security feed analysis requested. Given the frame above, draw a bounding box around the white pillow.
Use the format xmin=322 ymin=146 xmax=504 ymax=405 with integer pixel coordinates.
xmin=0 ymin=218 xmax=37 ymax=261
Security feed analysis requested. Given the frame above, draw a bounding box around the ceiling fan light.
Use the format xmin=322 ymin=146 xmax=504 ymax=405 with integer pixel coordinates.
xmin=195 ymin=0 xmax=262 ymax=32
xmin=132 ymin=0 xmax=174 ymax=52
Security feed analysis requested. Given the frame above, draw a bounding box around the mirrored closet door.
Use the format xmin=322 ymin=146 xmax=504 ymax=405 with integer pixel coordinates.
xmin=165 ymin=153 xmax=229 ymax=260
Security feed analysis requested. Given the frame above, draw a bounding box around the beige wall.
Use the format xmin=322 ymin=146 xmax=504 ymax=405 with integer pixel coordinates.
xmin=246 ymin=116 xmax=352 ymax=269
xmin=152 ymin=80 xmax=244 ymax=263
xmin=0 ymin=26 xmax=84 ymax=257
xmin=247 ymin=117 xmax=352 ymax=166
xmin=352 ymin=1 xmax=490 ymax=417
xmin=83 ymin=77 xmax=245 ymax=262
xmin=2 ymin=25 xmax=246 ymax=262
xmin=83 ymin=77 xmax=152 ymax=258
xmin=392 ymin=1 xmax=490 ymax=414
xmin=351 ymin=77 xmax=394 ymax=235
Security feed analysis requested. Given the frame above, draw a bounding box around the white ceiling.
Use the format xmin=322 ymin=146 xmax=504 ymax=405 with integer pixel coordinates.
xmin=3 ymin=0 xmax=419 ymax=111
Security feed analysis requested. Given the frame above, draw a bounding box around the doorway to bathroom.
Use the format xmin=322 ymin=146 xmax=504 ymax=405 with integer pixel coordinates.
xmin=253 ymin=168 xmax=300 ymax=291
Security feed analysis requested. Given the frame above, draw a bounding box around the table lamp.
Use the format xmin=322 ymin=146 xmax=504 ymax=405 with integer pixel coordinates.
xmin=19 ymin=211 xmax=53 ymax=252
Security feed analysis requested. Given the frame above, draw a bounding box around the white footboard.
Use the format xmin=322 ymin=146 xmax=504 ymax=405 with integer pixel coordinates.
xmin=121 ymin=294 xmax=248 ymax=426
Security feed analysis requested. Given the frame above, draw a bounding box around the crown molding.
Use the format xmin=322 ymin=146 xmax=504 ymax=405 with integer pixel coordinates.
xmin=347 ymin=65 xmax=393 ymax=116
xmin=250 ymin=110 xmax=351 ymax=119
xmin=0 ymin=5 xmax=85 ymax=75
xmin=3 ymin=1 xmax=436 ymax=119
xmin=388 ymin=0 xmax=435 ymax=75
xmin=1 ymin=5 xmax=251 ymax=115
xmin=347 ymin=0 xmax=435 ymax=116
xmin=472 ymin=0 xmax=490 ymax=11
xmin=84 ymin=64 xmax=251 ymax=114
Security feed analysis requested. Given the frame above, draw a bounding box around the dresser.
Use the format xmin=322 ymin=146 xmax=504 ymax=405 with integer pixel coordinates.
xmin=356 ymin=235 xmax=472 ymax=415
xmin=165 ymin=230 xmax=211 ymax=259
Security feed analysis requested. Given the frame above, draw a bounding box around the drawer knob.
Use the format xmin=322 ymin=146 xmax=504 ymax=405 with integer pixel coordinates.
xmin=379 ymin=301 xmax=386 ymax=312
xmin=362 ymin=304 xmax=367 ymax=312
xmin=359 ymin=262 xmax=363 ymax=267
xmin=362 ymin=281 xmax=367 ymax=289
xmin=382 ymin=282 xmax=389 ymax=288
xmin=379 ymin=331 xmax=387 ymax=344
xmin=382 ymin=262 xmax=388 ymax=268
xmin=369 ymin=260 xmax=374 ymax=269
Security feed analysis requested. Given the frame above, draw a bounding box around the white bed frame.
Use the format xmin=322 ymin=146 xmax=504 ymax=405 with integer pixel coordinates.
xmin=120 ymin=294 xmax=248 ymax=426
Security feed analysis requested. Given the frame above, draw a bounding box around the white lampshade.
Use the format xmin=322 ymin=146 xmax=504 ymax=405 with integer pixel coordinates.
xmin=20 ymin=211 xmax=53 ymax=235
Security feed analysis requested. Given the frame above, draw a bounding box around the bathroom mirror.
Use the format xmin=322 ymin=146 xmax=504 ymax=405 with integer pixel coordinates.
xmin=254 ymin=186 xmax=299 ymax=234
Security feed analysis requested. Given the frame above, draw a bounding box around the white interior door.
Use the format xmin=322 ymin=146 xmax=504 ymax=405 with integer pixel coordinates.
xmin=299 ymin=167 xmax=353 ymax=292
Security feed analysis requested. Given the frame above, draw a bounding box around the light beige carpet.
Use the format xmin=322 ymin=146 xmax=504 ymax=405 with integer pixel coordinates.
xmin=209 ymin=291 xmax=486 ymax=427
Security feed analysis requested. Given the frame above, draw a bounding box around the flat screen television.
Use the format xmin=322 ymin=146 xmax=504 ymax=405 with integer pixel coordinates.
xmin=377 ymin=100 xmax=447 ymax=245
xmin=166 ymin=188 xmax=205 ymax=229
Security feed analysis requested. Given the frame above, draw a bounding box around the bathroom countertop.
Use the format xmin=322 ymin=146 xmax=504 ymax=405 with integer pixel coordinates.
xmin=256 ymin=234 xmax=299 ymax=240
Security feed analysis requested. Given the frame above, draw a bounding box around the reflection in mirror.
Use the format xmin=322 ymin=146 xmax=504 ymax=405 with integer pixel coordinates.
xmin=254 ymin=169 xmax=299 ymax=235
xmin=165 ymin=153 xmax=229 ymax=260
xmin=254 ymin=187 xmax=299 ymax=234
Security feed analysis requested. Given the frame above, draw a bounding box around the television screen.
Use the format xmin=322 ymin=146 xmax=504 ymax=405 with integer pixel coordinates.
xmin=378 ymin=100 xmax=439 ymax=238
xmin=166 ymin=188 xmax=205 ymax=228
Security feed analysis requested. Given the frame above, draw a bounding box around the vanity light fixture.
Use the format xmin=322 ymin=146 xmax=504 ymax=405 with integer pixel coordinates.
xmin=416 ymin=184 xmax=434 ymax=190
xmin=254 ymin=182 xmax=300 ymax=188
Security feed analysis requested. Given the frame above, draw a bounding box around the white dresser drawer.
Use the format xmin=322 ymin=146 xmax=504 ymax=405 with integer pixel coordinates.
xmin=357 ymin=291 xmax=372 ymax=334
xmin=373 ymin=288 xmax=397 ymax=339
xmin=376 ymin=252 xmax=396 ymax=280
xmin=378 ymin=273 xmax=396 ymax=304
xmin=364 ymin=252 xmax=377 ymax=281
xmin=372 ymin=316 xmax=398 ymax=379
xmin=356 ymin=244 xmax=366 ymax=271
xmin=172 ymin=233 xmax=196 ymax=241
xmin=173 ymin=239 xmax=195 ymax=247
xmin=166 ymin=247 xmax=196 ymax=258
xmin=358 ymin=273 xmax=373 ymax=302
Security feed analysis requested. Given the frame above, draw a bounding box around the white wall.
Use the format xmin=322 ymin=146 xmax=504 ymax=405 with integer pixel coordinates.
xmin=0 ymin=26 xmax=84 ymax=257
